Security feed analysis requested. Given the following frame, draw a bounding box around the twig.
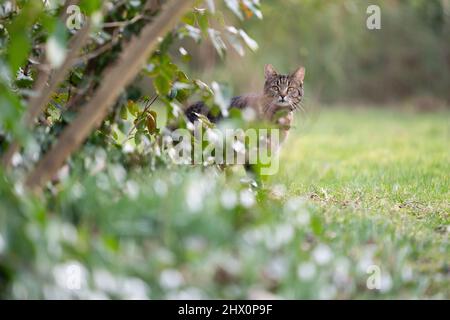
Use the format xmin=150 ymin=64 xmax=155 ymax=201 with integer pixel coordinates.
xmin=103 ymin=14 xmax=143 ymax=28
xmin=122 ymin=94 xmax=159 ymax=143
xmin=75 ymin=28 xmax=121 ymax=64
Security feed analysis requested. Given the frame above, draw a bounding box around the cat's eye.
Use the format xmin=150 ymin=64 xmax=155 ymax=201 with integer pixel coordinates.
xmin=271 ymin=86 xmax=279 ymax=91
xmin=287 ymin=87 xmax=297 ymax=95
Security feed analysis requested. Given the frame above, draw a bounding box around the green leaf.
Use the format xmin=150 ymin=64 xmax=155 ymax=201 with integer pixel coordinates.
xmin=7 ymin=33 xmax=31 ymax=74
xmin=181 ymin=12 xmax=196 ymax=25
xmin=194 ymin=79 xmax=214 ymax=96
xmin=194 ymin=113 xmax=215 ymax=129
xmin=127 ymin=100 xmax=139 ymax=116
xmin=195 ymin=10 xmax=209 ymax=36
xmin=6 ymin=0 xmax=44 ymax=73
xmin=154 ymin=75 xmax=171 ymax=96
xmin=79 ymin=0 xmax=102 ymax=15
xmin=177 ymin=70 xmax=190 ymax=83
xmin=120 ymin=105 xmax=128 ymax=120
xmin=134 ymin=130 xmax=144 ymax=145
xmin=0 ymin=84 xmax=26 ymax=142
xmin=159 ymin=33 xmax=174 ymax=54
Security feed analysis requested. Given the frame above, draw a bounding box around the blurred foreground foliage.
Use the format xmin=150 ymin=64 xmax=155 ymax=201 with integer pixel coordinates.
xmin=1 ymin=161 xmax=446 ymax=299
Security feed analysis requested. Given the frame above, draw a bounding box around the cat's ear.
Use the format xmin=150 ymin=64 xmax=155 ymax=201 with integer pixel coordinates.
xmin=291 ymin=66 xmax=305 ymax=82
xmin=264 ymin=64 xmax=278 ymax=79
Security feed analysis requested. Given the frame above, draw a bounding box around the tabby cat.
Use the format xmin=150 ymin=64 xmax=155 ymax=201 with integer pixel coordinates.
xmin=186 ymin=64 xmax=305 ymax=144
xmin=184 ymin=64 xmax=305 ymax=179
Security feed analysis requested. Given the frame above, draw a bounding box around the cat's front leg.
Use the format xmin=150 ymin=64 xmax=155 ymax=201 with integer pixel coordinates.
xmin=275 ymin=111 xmax=293 ymax=145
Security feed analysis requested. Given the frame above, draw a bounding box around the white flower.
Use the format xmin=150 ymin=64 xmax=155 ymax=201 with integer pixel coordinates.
xmin=297 ymin=262 xmax=316 ymax=280
xmin=312 ymin=244 xmax=333 ymax=265
xmin=125 ymin=180 xmax=140 ymax=199
xmin=154 ymin=179 xmax=168 ymax=197
xmin=266 ymin=257 xmax=287 ymax=280
xmin=110 ymin=164 xmax=127 ymax=184
xmin=121 ymin=277 xmax=149 ymax=300
xmin=295 ymin=209 xmax=310 ymax=226
xmin=185 ymin=236 xmax=207 ymax=252
xmin=123 ymin=142 xmax=135 ymax=153
xmin=167 ymin=287 xmax=204 ymax=300
xmin=333 ymin=258 xmax=351 ymax=286
xmin=46 ymin=36 xmax=67 ymax=68
xmin=274 ymin=224 xmax=294 ymax=246
xmin=221 ymin=189 xmax=238 ymax=209
xmin=11 ymin=152 xmax=22 ymax=167
xmin=60 ymin=222 xmax=78 ymax=244
xmin=186 ymin=182 xmax=204 ymax=212
xmin=240 ymin=189 xmax=255 ymax=208
xmin=93 ymin=269 xmax=118 ymax=293
xmin=401 ymin=265 xmax=413 ymax=282
xmin=380 ymin=273 xmax=393 ymax=293
xmin=14 ymin=182 xmax=25 ymax=197
xmin=318 ymin=285 xmax=337 ymax=299
xmin=160 ymin=269 xmax=184 ymax=290
xmin=357 ymin=245 xmax=377 ymax=272
xmin=57 ymin=165 xmax=70 ymax=182
xmin=71 ymin=182 xmax=84 ymax=199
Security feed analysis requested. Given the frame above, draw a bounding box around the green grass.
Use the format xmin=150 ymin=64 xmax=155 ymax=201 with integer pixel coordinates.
xmin=273 ymin=107 xmax=449 ymax=296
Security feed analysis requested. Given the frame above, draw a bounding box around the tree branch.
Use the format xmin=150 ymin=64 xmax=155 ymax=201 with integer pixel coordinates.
xmin=25 ymin=0 xmax=194 ymax=191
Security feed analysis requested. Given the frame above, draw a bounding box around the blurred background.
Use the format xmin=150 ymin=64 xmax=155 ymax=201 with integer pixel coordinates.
xmin=183 ymin=0 xmax=450 ymax=109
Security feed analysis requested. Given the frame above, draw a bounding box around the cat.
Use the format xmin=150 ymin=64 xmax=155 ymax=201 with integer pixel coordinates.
xmin=186 ymin=64 xmax=305 ymax=143
xmin=184 ymin=64 xmax=305 ymax=180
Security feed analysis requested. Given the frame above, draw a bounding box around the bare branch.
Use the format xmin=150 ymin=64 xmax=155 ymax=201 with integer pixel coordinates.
xmin=102 ymin=13 xmax=144 ymax=28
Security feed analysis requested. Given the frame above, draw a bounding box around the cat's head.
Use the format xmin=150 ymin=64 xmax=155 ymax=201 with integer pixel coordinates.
xmin=263 ymin=64 xmax=305 ymax=111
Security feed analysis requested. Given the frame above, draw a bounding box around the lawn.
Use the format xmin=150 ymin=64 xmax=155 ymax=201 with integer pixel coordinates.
xmin=273 ymin=107 xmax=449 ymax=297
xmin=1 ymin=107 xmax=448 ymax=299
